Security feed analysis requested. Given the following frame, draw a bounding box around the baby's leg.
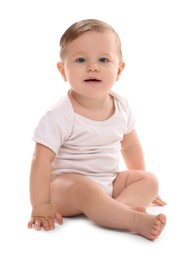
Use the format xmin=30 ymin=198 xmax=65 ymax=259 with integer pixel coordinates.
xmin=113 ymin=170 xmax=159 ymax=207
xmin=51 ymin=174 xmax=166 ymax=240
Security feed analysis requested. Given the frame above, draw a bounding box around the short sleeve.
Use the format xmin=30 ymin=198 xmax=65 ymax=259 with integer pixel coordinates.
xmin=32 ymin=95 xmax=74 ymax=154
xmin=32 ymin=113 xmax=68 ymax=154
xmin=124 ymin=98 xmax=136 ymax=135
xmin=110 ymin=90 xmax=136 ymax=135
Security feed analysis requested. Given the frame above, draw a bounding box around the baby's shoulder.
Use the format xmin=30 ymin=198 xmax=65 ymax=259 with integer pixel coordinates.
xmin=40 ymin=94 xmax=74 ymax=134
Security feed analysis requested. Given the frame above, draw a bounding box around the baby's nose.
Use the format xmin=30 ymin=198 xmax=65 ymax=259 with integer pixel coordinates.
xmin=86 ymin=63 xmax=99 ymax=72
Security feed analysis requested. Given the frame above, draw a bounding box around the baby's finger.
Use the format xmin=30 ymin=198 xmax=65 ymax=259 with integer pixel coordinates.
xmin=28 ymin=217 xmax=35 ymax=228
xmin=47 ymin=217 xmax=55 ymax=230
xmin=157 ymin=198 xmax=167 ymax=206
xmin=55 ymin=212 xmax=63 ymax=225
xmin=35 ymin=219 xmax=42 ymax=230
xmin=36 ymin=217 xmax=51 ymax=231
xmin=153 ymin=197 xmax=167 ymax=206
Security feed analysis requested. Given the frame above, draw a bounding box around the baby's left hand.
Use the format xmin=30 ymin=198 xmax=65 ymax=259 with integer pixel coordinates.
xmin=152 ymin=195 xmax=167 ymax=206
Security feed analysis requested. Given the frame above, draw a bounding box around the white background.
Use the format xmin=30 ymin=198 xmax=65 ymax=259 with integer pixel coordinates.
xmin=0 ymin=0 xmax=195 ymax=259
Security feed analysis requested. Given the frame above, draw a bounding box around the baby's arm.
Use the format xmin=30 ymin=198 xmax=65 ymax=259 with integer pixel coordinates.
xmin=121 ymin=129 xmax=166 ymax=206
xmin=121 ymin=129 xmax=145 ymax=170
xmin=28 ymin=143 xmax=63 ymax=230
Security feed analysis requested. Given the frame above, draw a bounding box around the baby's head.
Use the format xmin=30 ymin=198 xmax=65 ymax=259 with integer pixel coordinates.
xmin=59 ymin=19 xmax=122 ymax=61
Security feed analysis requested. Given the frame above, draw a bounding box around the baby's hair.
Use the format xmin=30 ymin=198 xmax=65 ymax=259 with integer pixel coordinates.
xmin=59 ymin=19 xmax=122 ymax=60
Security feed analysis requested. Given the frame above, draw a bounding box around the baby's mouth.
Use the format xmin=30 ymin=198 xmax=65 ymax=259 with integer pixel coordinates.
xmin=84 ymin=78 xmax=101 ymax=83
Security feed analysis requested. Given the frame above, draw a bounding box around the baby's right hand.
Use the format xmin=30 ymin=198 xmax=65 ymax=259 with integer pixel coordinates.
xmin=28 ymin=203 xmax=63 ymax=231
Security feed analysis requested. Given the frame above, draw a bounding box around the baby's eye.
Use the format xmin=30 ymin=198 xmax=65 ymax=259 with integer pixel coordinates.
xmin=76 ymin=57 xmax=86 ymax=63
xmin=99 ymin=57 xmax=109 ymax=63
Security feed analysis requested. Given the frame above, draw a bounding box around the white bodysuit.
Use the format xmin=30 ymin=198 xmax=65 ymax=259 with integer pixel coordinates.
xmin=33 ymin=90 xmax=135 ymax=196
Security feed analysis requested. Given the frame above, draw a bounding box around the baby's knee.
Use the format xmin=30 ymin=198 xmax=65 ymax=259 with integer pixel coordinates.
xmin=144 ymin=171 xmax=159 ymax=192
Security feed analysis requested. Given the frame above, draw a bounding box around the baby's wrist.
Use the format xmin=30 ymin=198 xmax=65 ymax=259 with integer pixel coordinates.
xmin=31 ymin=203 xmax=53 ymax=216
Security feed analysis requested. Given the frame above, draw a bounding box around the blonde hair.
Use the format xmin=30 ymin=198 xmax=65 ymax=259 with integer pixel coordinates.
xmin=59 ymin=19 xmax=122 ymax=60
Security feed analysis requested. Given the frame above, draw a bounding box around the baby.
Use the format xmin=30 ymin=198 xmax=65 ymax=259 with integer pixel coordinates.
xmin=28 ymin=19 xmax=166 ymax=240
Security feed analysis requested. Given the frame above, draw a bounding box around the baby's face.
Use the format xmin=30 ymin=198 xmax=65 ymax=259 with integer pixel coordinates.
xmin=60 ymin=30 xmax=124 ymax=99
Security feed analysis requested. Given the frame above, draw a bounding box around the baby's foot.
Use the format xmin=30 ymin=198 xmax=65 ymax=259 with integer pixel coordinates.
xmin=147 ymin=214 xmax=166 ymax=240
xmin=130 ymin=212 xmax=166 ymax=240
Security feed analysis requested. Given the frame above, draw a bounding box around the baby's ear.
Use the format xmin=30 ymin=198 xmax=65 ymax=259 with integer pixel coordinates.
xmin=57 ymin=62 xmax=67 ymax=81
xmin=116 ymin=61 xmax=125 ymax=81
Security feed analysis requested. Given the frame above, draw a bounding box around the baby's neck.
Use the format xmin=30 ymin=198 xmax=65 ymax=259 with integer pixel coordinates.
xmin=68 ymin=90 xmax=115 ymax=121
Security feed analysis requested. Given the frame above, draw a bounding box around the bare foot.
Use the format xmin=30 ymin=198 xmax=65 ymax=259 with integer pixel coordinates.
xmin=129 ymin=211 xmax=166 ymax=240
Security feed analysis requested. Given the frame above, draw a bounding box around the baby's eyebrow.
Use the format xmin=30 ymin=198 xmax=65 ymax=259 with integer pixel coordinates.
xmin=72 ymin=51 xmax=112 ymax=57
xmin=72 ymin=51 xmax=87 ymax=57
xmin=99 ymin=52 xmax=111 ymax=57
